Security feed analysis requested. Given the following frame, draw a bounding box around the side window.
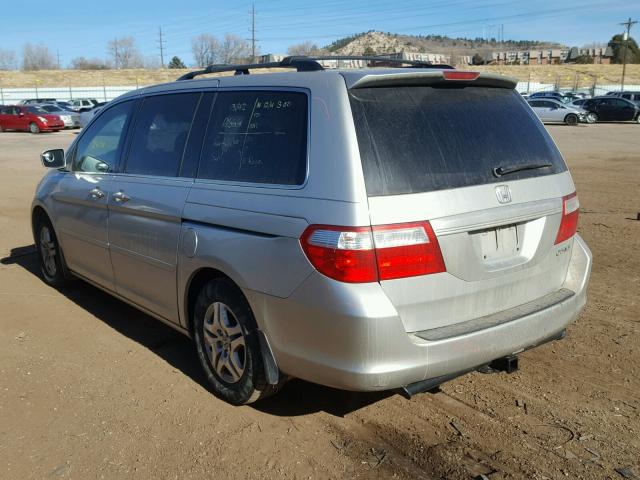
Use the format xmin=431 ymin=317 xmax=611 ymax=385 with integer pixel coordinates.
xmin=73 ymin=101 xmax=133 ymax=173
xmin=125 ymin=93 xmax=200 ymax=177
xmin=198 ymin=91 xmax=308 ymax=185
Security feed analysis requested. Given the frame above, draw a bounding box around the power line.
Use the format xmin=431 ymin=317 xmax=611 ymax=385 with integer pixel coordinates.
xmin=619 ymin=17 xmax=637 ymax=90
xmin=158 ymin=26 xmax=166 ymax=68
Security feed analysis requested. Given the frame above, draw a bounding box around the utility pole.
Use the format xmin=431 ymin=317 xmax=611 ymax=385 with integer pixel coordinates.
xmin=114 ymin=38 xmax=119 ymax=70
xmin=620 ymin=17 xmax=637 ymax=90
xmin=250 ymin=3 xmax=256 ymax=63
xmin=158 ymin=26 xmax=166 ymax=68
xmin=56 ymin=50 xmax=61 ymax=69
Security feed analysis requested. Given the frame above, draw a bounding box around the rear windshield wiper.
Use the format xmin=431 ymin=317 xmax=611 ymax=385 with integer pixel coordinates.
xmin=493 ymin=162 xmax=552 ymax=178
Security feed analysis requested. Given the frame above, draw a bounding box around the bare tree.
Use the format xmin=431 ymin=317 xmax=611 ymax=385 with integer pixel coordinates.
xmin=191 ymin=33 xmax=220 ymax=67
xmin=22 ymin=43 xmax=56 ymax=70
xmin=220 ymin=34 xmax=251 ymax=64
xmin=107 ymin=37 xmax=143 ymax=69
xmin=287 ymin=41 xmax=322 ymax=56
xmin=70 ymin=56 xmax=108 ymax=70
xmin=0 ymin=48 xmax=18 ymax=70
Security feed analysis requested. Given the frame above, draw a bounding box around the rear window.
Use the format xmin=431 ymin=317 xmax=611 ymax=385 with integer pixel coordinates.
xmin=349 ymin=86 xmax=567 ymax=196
xmin=198 ymin=91 xmax=307 ymax=185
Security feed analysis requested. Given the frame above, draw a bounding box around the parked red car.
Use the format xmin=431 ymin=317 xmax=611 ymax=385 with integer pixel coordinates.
xmin=0 ymin=105 xmax=65 ymax=133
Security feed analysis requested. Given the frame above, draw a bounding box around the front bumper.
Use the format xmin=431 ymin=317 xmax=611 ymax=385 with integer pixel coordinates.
xmin=40 ymin=123 xmax=65 ymax=131
xmin=246 ymin=235 xmax=592 ymax=391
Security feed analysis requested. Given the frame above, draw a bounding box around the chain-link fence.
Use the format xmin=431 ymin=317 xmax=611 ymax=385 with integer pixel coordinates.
xmin=515 ymin=73 xmax=640 ymax=97
xmin=2 ymin=79 xmax=639 ymax=105
xmin=0 ymin=86 xmax=136 ymax=105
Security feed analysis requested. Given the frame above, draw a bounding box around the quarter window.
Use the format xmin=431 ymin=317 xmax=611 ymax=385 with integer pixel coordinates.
xmin=198 ymin=91 xmax=307 ymax=185
xmin=125 ymin=93 xmax=200 ymax=177
xmin=73 ymin=101 xmax=133 ymax=173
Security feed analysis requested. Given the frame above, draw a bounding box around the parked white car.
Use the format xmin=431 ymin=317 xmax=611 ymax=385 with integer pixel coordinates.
xmin=528 ymin=99 xmax=594 ymax=124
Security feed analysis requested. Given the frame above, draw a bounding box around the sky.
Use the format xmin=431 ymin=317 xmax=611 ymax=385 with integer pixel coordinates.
xmin=1 ymin=0 xmax=638 ymax=67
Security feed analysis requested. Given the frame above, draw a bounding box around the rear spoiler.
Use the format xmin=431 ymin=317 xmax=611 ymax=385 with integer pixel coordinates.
xmin=348 ymin=71 xmax=518 ymax=90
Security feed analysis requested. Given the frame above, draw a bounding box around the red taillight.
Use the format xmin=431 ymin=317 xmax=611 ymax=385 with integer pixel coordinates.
xmin=555 ymin=192 xmax=579 ymax=244
xmin=300 ymin=221 xmax=445 ymax=283
xmin=443 ymin=71 xmax=480 ymax=81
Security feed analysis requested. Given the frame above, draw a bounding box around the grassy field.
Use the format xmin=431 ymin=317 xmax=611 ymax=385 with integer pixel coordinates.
xmin=1 ymin=64 xmax=639 ymax=88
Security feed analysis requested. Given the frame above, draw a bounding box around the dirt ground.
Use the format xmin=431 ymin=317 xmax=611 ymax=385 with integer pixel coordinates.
xmin=0 ymin=124 xmax=638 ymax=480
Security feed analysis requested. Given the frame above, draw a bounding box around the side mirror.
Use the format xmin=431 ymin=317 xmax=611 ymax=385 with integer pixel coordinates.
xmin=41 ymin=149 xmax=66 ymax=168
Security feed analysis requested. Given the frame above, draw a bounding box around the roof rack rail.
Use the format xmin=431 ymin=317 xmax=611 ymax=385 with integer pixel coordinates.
xmin=176 ymin=55 xmax=454 ymax=81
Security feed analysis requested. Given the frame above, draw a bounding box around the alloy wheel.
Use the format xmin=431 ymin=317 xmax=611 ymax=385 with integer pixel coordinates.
xmin=202 ymin=302 xmax=246 ymax=384
xmin=39 ymin=225 xmax=57 ymax=279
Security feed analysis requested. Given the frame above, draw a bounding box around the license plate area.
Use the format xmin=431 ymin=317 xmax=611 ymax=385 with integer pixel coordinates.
xmin=475 ymin=224 xmax=520 ymax=261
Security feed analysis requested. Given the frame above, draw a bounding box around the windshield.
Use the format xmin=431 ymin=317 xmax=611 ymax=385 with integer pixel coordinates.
xmin=40 ymin=105 xmax=63 ymax=112
xmin=26 ymin=106 xmax=48 ymax=114
xmin=349 ymin=85 xmax=567 ymax=196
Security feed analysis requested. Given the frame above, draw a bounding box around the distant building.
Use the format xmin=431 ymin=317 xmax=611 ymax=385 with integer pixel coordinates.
xmin=489 ymin=47 xmax=612 ymax=65
xmin=565 ymin=47 xmax=613 ymax=64
xmin=377 ymin=51 xmax=452 ymax=65
xmin=257 ymin=54 xmax=286 ymax=64
xmin=257 ymin=51 xmax=452 ymax=68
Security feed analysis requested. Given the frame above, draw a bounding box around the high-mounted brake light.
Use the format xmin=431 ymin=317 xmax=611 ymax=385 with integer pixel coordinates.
xmin=554 ymin=192 xmax=579 ymax=244
xmin=300 ymin=221 xmax=446 ymax=283
xmin=443 ymin=71 xmax=480 ymax=81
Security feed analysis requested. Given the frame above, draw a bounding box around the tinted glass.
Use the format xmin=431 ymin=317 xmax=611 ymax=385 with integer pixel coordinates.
xmin=198 ymin=91 xmax=307 ymax=185
xmin=26 ymin=106 xmax=47 ymax=114
xmin=350 ymin=86 xmax=567 ymax=196
xmin=125 ymin=93 xmax=200 ymax=177
xmin=73 ymin=101 xmax=133 ymax=173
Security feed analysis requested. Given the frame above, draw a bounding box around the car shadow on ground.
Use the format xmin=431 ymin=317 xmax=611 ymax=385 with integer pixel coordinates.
xmin=1 ymin=245 xmax=394 ymax=417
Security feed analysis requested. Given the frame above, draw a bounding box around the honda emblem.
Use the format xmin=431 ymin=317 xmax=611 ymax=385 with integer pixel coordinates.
xmin=495 ymin=185 xmax=512 ymax=204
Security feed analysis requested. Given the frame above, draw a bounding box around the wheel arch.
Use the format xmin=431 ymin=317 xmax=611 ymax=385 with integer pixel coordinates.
xmin=183 ymin=267 xmax=239 ymax=336
xmin=31 ymin=204 xmax=51 ymax=240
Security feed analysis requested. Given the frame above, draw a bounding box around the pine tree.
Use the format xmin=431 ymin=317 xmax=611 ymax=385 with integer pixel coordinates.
xmin=168 ymin=56 xmax=187 ymax=69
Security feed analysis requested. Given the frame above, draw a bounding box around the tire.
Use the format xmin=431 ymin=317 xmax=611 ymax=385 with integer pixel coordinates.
xmin=34 ymin=215 xmax=71 ymax=288
xmin=193 ymin=278 xmax=281 ymax=405
xmin=636 ymin=114 xmax=640 ymax=124
xmin=29 ymin=122 xmax=40 ymax=134
xmin=564 ymin=113 xmax=578 ymax=126
xmin=586 ymin=113 xmax=597 ymax=124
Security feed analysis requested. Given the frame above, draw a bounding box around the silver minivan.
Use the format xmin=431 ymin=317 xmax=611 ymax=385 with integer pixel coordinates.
xmin=32 ymin=58 xmax=592 ymax=405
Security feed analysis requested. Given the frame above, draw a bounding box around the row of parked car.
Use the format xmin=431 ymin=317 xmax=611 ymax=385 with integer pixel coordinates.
xmin=524 ymin=90 xmax=640 ymax=125
xmin=0 ymin=98 xmax=106 ymax=133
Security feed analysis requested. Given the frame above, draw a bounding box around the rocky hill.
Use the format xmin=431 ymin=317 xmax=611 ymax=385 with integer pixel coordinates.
xmin=325 ymin=31 xmax=564 ymax=60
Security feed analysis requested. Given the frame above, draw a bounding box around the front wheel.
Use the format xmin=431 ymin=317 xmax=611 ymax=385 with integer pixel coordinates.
xmin=34 ymin=216 xmax=71 ymax=287
xmin=564 ymin=113 xmax=578 ymax=126
xmin=29 ymin=122 xmax=40 ymax=134
xmin=193 ymin=278 xmax=281 ymax=405
xmin=586 ymin=113 xmax=597 ymax=124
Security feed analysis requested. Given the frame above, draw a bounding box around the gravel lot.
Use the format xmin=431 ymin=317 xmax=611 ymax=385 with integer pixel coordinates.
xmin=1 ymin=125 xmax=638 ymax=480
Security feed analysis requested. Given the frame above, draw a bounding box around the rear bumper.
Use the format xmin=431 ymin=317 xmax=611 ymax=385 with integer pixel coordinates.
xmin=246 ymin=235 xmax=592 ymax=391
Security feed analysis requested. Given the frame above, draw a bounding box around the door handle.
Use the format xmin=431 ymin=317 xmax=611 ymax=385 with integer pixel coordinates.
xmin=113 ymin=191 xmax=130 ymax=203
xmin=89 ymin=187 xmax=104 ymax=199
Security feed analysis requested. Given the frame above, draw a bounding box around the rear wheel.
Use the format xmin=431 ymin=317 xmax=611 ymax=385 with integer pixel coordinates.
xmin=193 ymin=278 xmax=282 ymax=405
xmin=29 ymin=122 xmax=40 ymax=134
xmin=586 ymin=113 xmax=597 ymax=124
xmin=564 ymin=113 xmax=578 ymax=126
